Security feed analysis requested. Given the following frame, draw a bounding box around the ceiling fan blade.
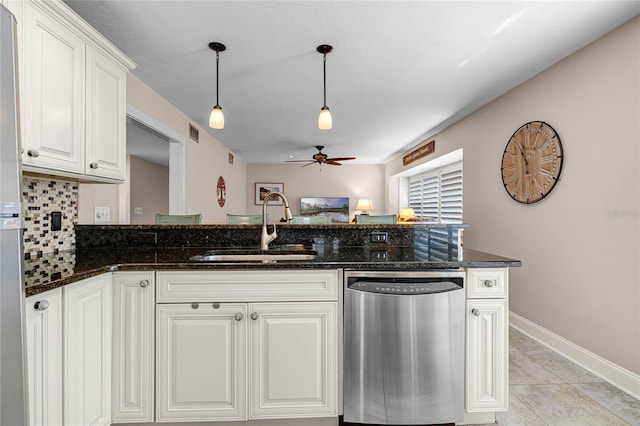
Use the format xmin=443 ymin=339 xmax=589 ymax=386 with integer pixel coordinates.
xmin=325 ymin=160 xmax=343 ymax=166
xmin=325 ymin=157 xmax=356 ymax=161
xmin=301 ymin=162 xmax=316 ymax=167
xmin=285 ymin=160 xmax=315 ymax=163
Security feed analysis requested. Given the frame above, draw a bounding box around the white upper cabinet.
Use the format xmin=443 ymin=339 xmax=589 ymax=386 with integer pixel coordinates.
xmin=84 ymin=46 xmax=126 ymax=179
xmin=22 ymin=3 xmax=85 ymax=174
xmin=9 ymin=0 xmax=135 ymax=182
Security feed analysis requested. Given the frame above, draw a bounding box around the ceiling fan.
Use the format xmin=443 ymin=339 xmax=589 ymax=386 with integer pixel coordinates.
xmin=285 ymin=145 xmax=356 ymax=168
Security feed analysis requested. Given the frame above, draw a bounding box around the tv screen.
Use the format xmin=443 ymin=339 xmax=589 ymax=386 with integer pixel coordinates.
xmin=300 ymin=197 xmax=349 ymax=223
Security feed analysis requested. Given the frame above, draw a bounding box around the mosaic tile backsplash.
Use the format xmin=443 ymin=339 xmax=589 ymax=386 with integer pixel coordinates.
xmin=22 ymin=176 xmax=78 ymax=257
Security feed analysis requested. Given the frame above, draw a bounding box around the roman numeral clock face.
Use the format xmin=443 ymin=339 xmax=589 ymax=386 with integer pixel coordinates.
xmin=501 ymin=121 xmax=564 ymax=204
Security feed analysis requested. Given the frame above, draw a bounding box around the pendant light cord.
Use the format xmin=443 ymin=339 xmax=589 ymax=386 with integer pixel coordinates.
xmin=322 ymin=53 xmax=327 ymax=108
xmin=216 ymin=50 xmax=220 ymax=107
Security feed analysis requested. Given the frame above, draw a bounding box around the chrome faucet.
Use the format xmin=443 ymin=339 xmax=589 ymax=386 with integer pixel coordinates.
xmin=261 ymin=191 xmax=292 ymax=250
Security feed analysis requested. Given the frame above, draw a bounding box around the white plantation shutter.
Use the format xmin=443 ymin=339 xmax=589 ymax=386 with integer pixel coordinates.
xmin=440 ymin=168 xmax=463 ymax=223
xmin=407 ymin=162 xmax=462 ymax=224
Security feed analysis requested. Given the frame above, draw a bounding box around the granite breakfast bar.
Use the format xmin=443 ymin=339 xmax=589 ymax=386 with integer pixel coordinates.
xmin=24 ymin=223 xmax=520 ymax=425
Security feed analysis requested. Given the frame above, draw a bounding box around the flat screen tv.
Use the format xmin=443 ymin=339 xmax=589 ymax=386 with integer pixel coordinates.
xmin=300 ymin=197 xmax=349 ymax=223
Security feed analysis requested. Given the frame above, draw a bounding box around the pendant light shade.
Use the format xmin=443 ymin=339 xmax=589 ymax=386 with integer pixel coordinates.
xmin=209 ymin=105 xmax=224 ymax=129
xmin=208 ymin=42 xmax=226 ymax=129
xmin=317 ymin=44 xmax=333 ymax=130
xmin=318 ymin=106 xmax=332 ymax=130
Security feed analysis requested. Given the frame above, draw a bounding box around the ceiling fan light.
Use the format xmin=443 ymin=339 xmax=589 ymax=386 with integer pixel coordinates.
xmin=318 ymin=106 xmax=332 ymax=130
xmin=209 ymin=105 xmax=224 ymax=129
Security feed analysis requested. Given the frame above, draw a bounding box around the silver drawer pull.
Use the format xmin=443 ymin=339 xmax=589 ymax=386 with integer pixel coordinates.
xmin=89 ymin=162 xmax=99 ymax=169
xmin=27 ymin=149 xmax=40 ymax=158
xmin=234 ymin=313 xmax=243 ymax=321
xmin=34 ymin=300 xmax=49 ymax=311
xmin=139 ymin=279 xmax=149 ymax=288
xmin=250 ymin=312 xmax=258 ymax=321
xmin=471 ymin=308 xmax=480 ymax=317
xmin=482 ymin=279 xmax=496 ymax=288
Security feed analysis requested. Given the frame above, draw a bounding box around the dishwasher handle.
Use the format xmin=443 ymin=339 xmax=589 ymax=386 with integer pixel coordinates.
xmin=348 ymin=279 xmax=462 ymax=295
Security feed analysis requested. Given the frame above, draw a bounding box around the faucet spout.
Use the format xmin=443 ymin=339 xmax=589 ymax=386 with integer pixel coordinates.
xmin=261 ymin=191 xmax=292 ymax=250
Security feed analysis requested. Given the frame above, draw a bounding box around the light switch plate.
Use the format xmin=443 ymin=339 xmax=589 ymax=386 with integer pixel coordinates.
xmin=94 ymin=206 xmax=110 ymax=223
xmin=134 ymin=207 xmax=143 ymax=215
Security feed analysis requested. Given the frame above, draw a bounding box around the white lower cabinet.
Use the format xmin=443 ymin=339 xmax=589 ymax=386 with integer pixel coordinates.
xmin=25 ymin=288 xmax=63 ymax=426
xmin=465 ymin=268 xmax=508 ymax=414
xmin=249 ymin=302 xmax=337 ymax=419
xmin=155 ymin=270 xmax=339 ymax=423
xmin=156 ymin=303 xmax=247 ymax=422
xmin=63 ymin=274 xmax=113 ymax=426
xmin=112 ymin=272 xmax=155 ymax=423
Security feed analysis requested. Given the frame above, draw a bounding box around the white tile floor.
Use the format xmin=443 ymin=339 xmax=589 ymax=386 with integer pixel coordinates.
xmin=490 ymin=327 xmax=640 ymax=426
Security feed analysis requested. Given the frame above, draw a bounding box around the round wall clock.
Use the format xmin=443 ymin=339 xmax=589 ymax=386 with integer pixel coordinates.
xmin=501 ymin=121 xmax=563 ymax=204
xmin=216 ymin=176 xmax=226 ymax=207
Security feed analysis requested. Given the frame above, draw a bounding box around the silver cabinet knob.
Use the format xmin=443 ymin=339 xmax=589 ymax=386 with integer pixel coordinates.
xmin=250 ymin=312 xmax=258 ymax=320
xmin=471 ymin=308 xmax=480 ymax=317
xmin=27 ymin=149 xmax=40 ymax=158
xmin=34 ymin=300 xmax=49 ymax=311
xmin=483 ymin=279 xmax=496 ymax=288
xmin=191 ymin=302 xmax=199 ymax=309
xmin=235 ymin=313 xmax=243 ymax=321
xmin=139 ymin=279 xmax=149 ymax=288
xmin=89 ymin=162 xmax=99 ymax=169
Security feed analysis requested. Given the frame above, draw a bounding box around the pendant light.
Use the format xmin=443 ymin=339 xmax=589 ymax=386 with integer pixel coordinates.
xmin=317 ymin=44 xmax=333 ymax=130
xmin=208 ymin=42 xmax=226 ymax=129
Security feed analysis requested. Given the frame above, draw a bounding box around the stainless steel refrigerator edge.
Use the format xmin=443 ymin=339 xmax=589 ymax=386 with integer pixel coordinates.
xmin=0 ymin=3 xmax=28 ymax=425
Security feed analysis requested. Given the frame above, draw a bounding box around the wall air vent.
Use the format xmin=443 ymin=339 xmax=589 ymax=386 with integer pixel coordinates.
xmin=189 ymin=123 xmax=199 ymax=142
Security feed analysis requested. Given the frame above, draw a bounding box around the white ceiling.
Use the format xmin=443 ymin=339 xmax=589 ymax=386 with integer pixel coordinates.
xmin=65 ymin=1 xmax=640 ymax=165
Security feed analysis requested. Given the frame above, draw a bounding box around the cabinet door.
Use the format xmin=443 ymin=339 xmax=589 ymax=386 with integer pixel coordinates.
xmin=156 ymin=304 xmax=247 ymax=422
xmin=112 ymin=272 xmax=154 ymax=423
xmin=25 ymin=288 xmax=63 ymax=426
xmin=466 ymin=299 xmax=508 ymax=412
xmin=249 ymin=302 xmax=337 ymax=419
xmin=85 ymin=46 xmax=126 ymax=180
xmin=23 ymin=4 xmax=84 ymax=174
xmin=63 ymin=274 xmax=112 ymax=426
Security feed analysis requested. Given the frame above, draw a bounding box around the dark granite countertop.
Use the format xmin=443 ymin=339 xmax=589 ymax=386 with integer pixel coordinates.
xmin=24 ymin=246 xmax=521 ymax=297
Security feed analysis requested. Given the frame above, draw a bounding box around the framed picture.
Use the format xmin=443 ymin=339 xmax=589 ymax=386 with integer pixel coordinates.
xmin=300 ymin=197 xmax=350 ymax=223
xmin=255 ymin=182 xmax=284 ymax=205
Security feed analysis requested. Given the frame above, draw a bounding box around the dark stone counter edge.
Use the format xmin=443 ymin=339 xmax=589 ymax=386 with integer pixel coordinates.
xmin=25 ymin=254 xmax=521 ymax=297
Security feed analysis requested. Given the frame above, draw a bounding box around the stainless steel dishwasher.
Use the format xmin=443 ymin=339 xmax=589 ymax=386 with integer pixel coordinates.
xmin=343 ymin=270 xmax=465 ymax=425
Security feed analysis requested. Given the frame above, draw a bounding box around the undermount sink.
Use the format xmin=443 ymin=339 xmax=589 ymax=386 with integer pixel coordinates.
xmin=189 ymin=245 xmax=317 ymax=263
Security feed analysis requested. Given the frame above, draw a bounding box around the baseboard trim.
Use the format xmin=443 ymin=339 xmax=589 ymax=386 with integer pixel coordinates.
xmin=510 ymin=312 xmax=640 ymax=400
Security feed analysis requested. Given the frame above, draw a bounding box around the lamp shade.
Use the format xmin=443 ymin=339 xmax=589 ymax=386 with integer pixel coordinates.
xmin=398 ymin=207 xmax=417 ymax=222
xmin=209 ymin=105 xmax=224 ymax=129
xmin=318 ymin=106 xmax=332 ymax=130
xmin=356 ymin=198 xmax=373 ymax=214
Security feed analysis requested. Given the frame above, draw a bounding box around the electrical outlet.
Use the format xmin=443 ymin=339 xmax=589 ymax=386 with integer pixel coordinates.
xmin=94 ymin=206 xmax=110 ymax=223
xmin=134 ymin=207 xmax=143 ymax=215
xmin=371 ymin=231 xmax=388 ymax=243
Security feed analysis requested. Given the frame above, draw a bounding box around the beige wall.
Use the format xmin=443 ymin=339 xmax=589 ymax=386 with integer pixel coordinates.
xmin=129 ymin=155 xmax=169 ymax=223
xmin=388 ymin=17 xmax=640 ymax=374
xmin=77 ymin=181 xmax=120 ymax=224
xmin=127 ymin=75 xmax=248 ymax=223
xmin=246 ymin=164 xmax=385 ymax=220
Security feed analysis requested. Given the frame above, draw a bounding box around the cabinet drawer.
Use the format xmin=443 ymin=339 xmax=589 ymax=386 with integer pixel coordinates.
xmin=466 ymin=268 xmax=508 ymax=299
xmin=156 ymin=270 xmax=339 ymax=303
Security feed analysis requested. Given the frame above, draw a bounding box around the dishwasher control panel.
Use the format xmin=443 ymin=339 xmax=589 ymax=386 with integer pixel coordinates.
xmin=348 ymin=276 xmax=463 ymax=295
